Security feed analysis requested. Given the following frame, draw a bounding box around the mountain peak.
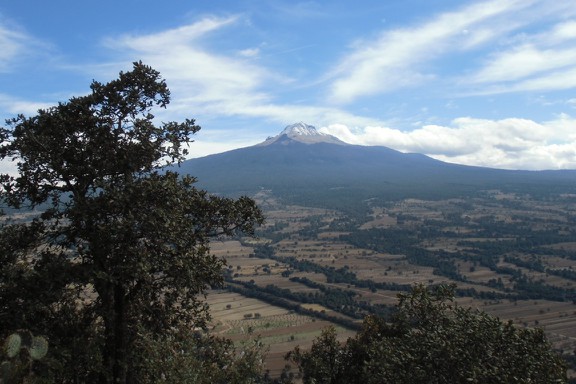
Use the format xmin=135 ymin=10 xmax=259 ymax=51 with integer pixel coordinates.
xmin=260 ymin=122 xmax=347 ymax=146
xmin=280 ymin=122 xmax=323 ymax=137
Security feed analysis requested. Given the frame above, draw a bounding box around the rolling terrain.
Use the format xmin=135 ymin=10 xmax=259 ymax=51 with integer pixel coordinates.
xmin=184 ymin=123 xmax=576 ymax=377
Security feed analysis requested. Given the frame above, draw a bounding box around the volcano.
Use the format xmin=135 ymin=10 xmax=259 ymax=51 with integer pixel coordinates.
xmin=175 ymin=123 xmax=576 ymax=203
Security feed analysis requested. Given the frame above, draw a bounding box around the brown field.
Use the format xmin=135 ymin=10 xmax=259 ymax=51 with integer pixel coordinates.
xmin=206 ymin=190 xmax=576 ymax=378
xmin=205 ymin=290 xmax=355 ymax=377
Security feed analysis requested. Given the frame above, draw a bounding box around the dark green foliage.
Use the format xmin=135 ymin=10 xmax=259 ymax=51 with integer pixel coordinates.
xmin=131 ymin=325 xmax=269 ymax=384
xmin=225 ymin=281 xmax=361 ymax=330
xmin=288 ymin=327 xmax=345 ymax=384
xmin=288 ymin=285 xmax=567 ymax=384
xmin=251 ymin=245 xmax=409 ymax=293
xmin=0 ymin=62 xmax=264 ymax=383
xmin=341 ymin=229 xmax=466 ymax=281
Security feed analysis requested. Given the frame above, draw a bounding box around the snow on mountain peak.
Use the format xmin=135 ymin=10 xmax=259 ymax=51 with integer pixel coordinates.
xmin=280 ymin=122 xmax=326 ymax=137
xmin=259 ymin=122 xmax=348 ymax=146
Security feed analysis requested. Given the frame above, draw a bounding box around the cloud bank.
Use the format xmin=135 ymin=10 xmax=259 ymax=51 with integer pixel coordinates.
xmin=321 ymin=114 xmax=576 ymax=170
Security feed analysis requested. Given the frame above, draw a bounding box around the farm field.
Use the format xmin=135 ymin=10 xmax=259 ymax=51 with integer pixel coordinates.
xmin=208 ymin=188 xmax=576 ymax=377
xmin=205 ymin=290 xmax=355 ymax=377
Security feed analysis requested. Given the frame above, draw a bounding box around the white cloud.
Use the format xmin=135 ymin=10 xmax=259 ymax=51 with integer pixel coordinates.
xmin=100 ymin=15 xmax=386 ymax=131
xmin=105 ymin=16 xmax=266 ymax=88
xmin=549 ymin=20 xmax=576 ymax=42
xmin=324 ymin=0 xmax=576 ymax=101
xmin=108 ymin=16 xmax=239 ymax=51
xmin=238 ymin=48 xmax=260 ymax=57
xmin=464 ymin=13 xmax=576 ymax=93
xmin=322 ymin=114 xmax=576 ymax=170
xmin=0 ymin=158 xmax=19 ymax=177
xmin=184 ymin=137 xmax=260 ymax=159
xmin=0 ymin=94 xmax=52 ymax=115
xmin=0 ymin=19 xmax=31 ymax=72
xmin=475 ymin=66 xmax=576 ymax=95
xmin=325 ymin=0 xmax=534 ymax=103
xmin=0 ymin=14 xmax=57 ymax=74
xmin=103 ymin=16 xmax=286 ymax=118
xmin=469 ymin=45 xmax=576 ymax=84
xmin=462 ymin=9 xmax=576 ymax=94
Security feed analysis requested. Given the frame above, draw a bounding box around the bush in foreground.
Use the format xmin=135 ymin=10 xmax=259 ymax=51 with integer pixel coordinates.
xmin=288 ymin=284 xmax=567 ymax=384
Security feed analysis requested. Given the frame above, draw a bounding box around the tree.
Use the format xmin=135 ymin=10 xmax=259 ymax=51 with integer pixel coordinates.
xmin=132 ymin=324 xmax=270 ymax=384
xmin=287 ymin=326 xmax=345 ymax=384
xmin=288 ymin=284 xmax=567 ymax=384
xmin=0 ymin=62 xmax=264 ymax=383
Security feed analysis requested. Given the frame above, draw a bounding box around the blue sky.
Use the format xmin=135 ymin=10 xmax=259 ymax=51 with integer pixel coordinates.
xmin=2 ymin=1 xmax=576 ymax=170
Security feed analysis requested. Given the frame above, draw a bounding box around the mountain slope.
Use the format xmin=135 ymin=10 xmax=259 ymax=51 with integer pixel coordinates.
xmin=177 ymin=123 xmax=576 ymax=203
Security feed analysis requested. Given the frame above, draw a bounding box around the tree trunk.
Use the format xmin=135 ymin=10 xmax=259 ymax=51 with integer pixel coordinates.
xmin=112 ymin=284 xmax=128 ymax=383
xmin=99 ymin=282 xmax=128 ymax=384
xmin=97 ymin=280 xmax=113 ymax=384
